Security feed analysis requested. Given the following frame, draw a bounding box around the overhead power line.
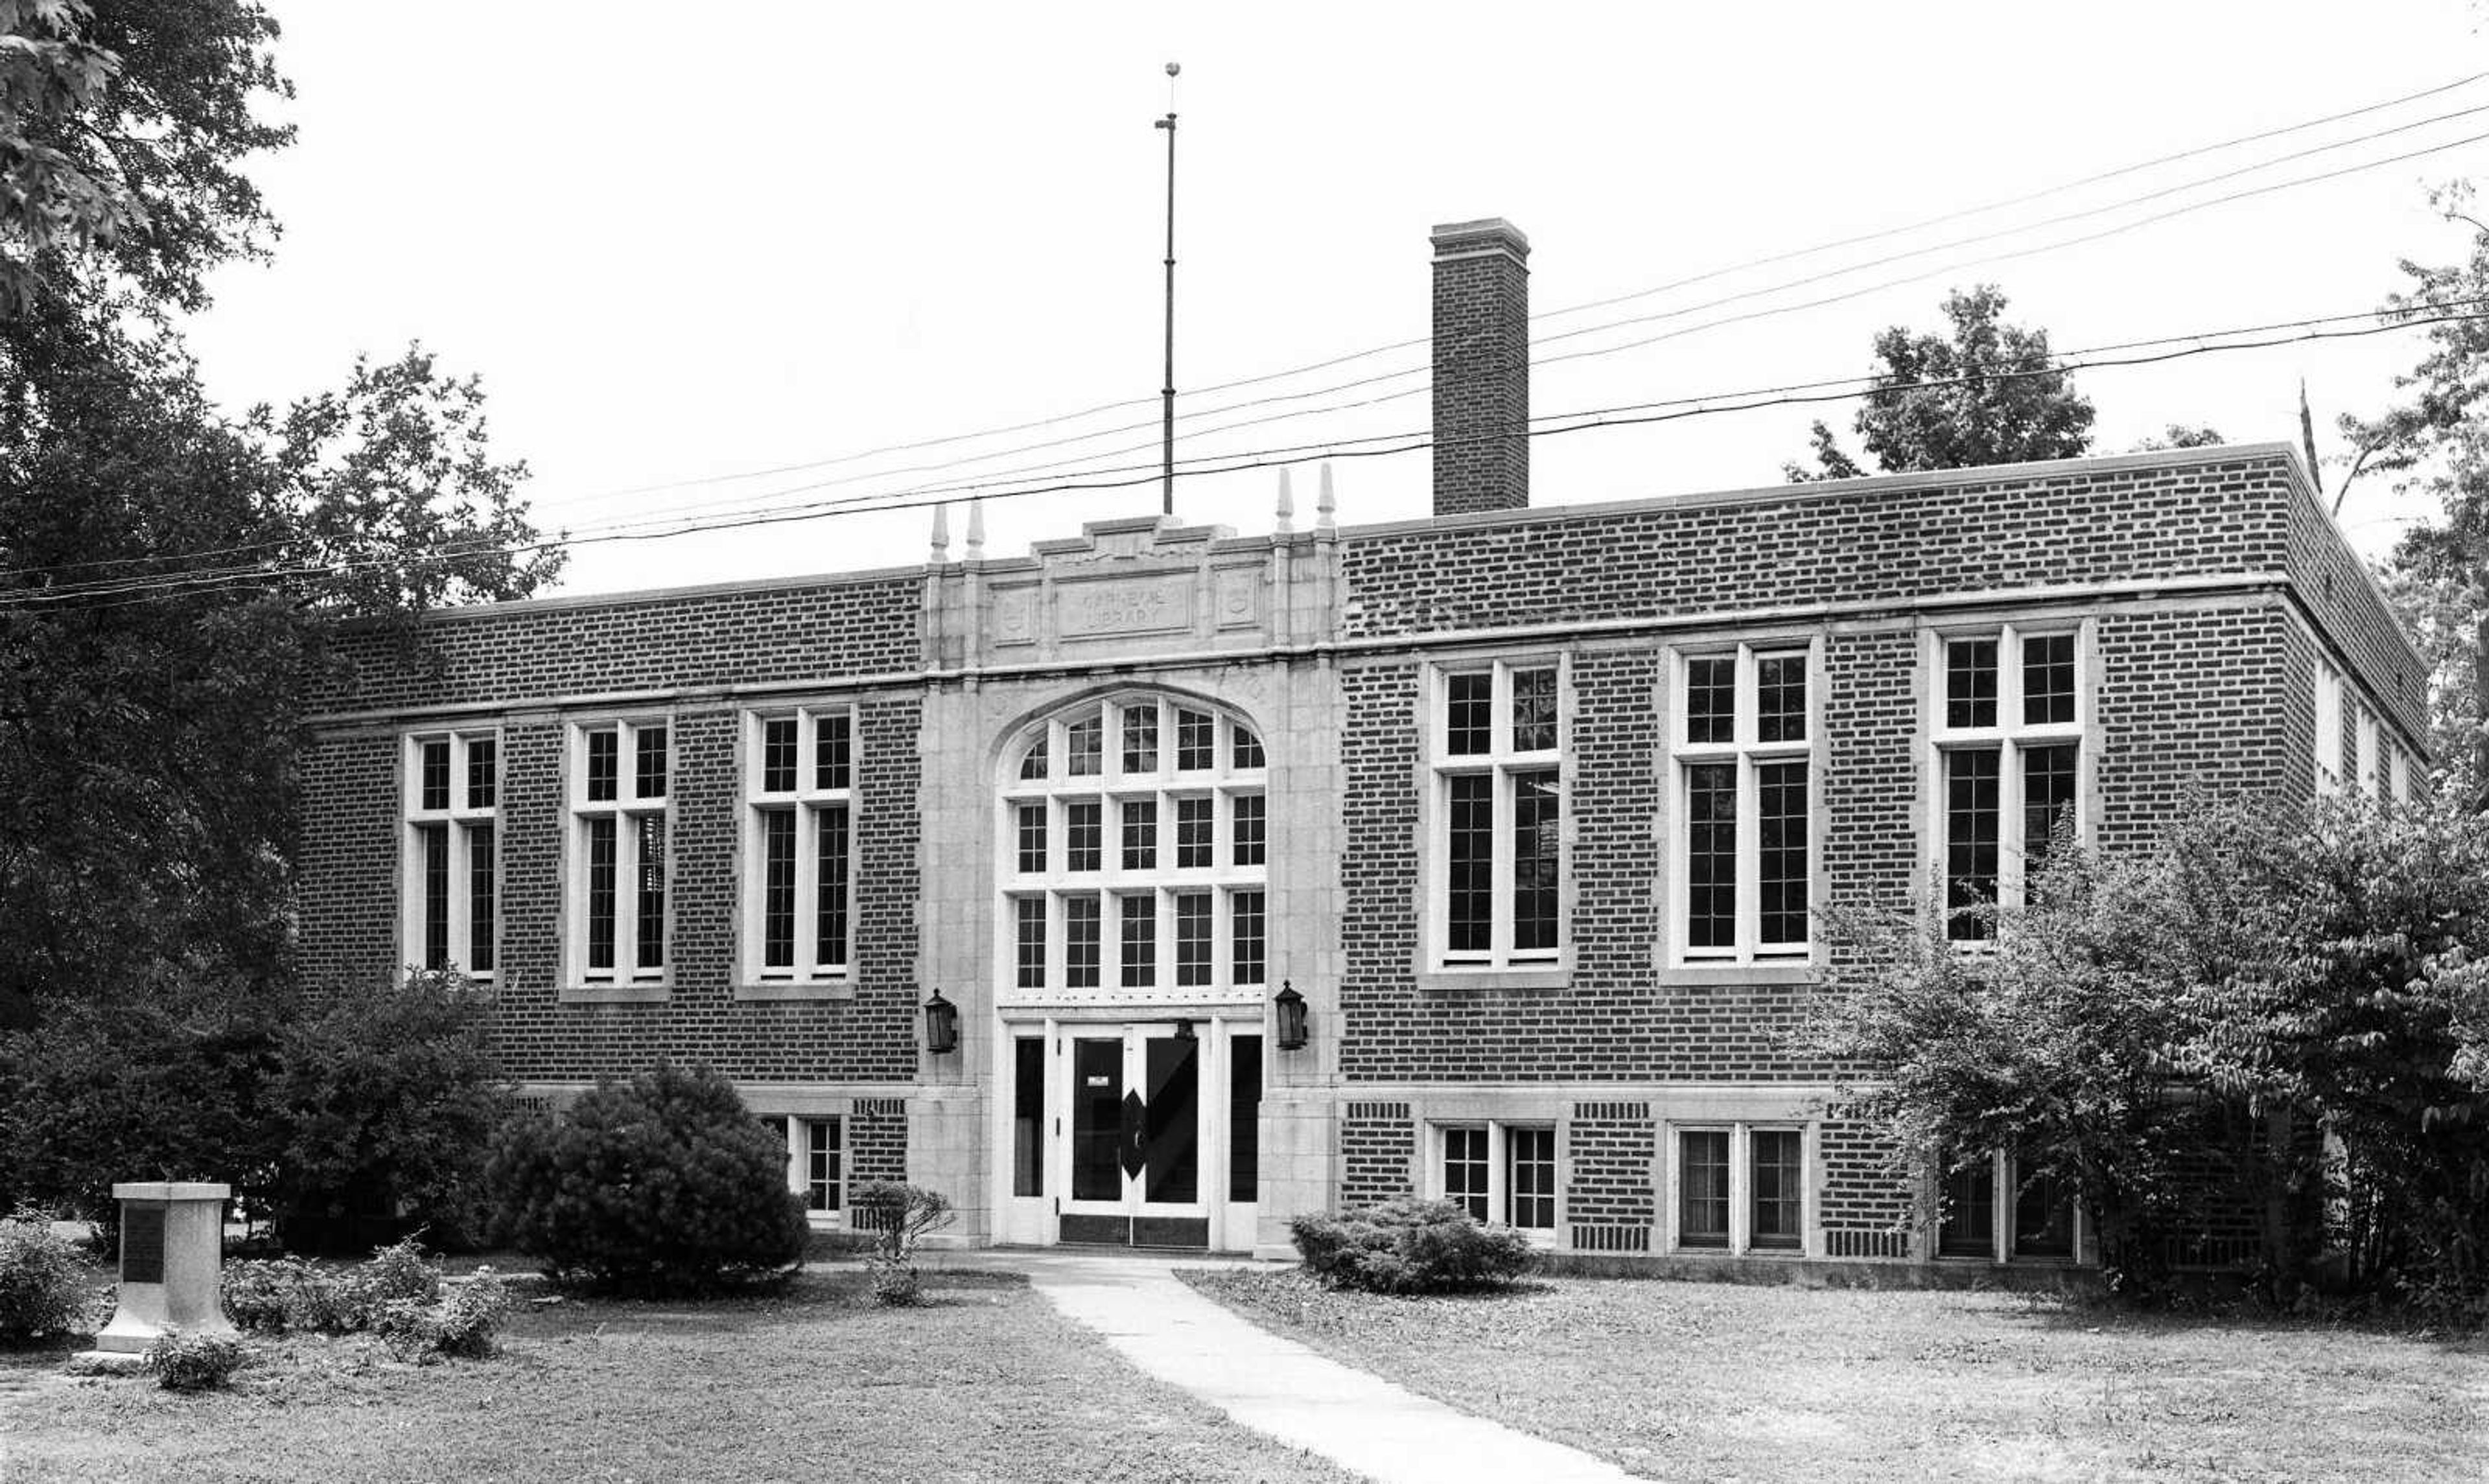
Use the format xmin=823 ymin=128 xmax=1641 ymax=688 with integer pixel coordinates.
xmin=12 ymin=305 xmax=2484 ymax=611
xmin=522 ymin=67 xmax=2489 ymax=513
xmin=28 ymin=78 xmax=2488 ymax=591
xmin=507 ymin=119 xmax=2489 ymax=546
xmin=520 ymin=108 xmax=2489 ymax=540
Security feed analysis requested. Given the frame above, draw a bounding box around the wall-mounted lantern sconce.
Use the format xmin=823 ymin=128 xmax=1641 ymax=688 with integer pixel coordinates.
xmin=922 ymin=988 xmax=960 ymax=1056
xmin=1273 ymin=980 xmax=1308 ymax=1051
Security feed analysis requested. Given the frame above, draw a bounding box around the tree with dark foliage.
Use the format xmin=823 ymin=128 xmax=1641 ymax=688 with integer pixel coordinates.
xmin=1788 ymin=284 xmax=2096 ymax=481
xmin=0 ymin=3 xmax=557 ymax=1238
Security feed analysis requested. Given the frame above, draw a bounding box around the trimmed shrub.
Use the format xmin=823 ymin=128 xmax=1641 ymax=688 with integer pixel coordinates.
xmin=485 ymin=1063 xmax=808 ymax=1293
xmin=143 ymin=1330 xmax=246 ymax=1392
xmin=0 ymin=1210 xmax=91 ymax=1345
xmin=1290 ymin=1198 xmax=1535 ymax=1294
xmin=851 ymin=1181 xmax=955 ymax=1307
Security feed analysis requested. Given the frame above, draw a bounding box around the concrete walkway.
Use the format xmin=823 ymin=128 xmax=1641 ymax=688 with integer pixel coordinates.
xmin=963 ymin=1251 xmax=1641 ymax=1484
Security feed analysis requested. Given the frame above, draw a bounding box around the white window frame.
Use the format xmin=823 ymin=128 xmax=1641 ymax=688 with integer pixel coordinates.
xmin=998 ymin=694 xmax=1268 ymax=1004
xmin=801 ymin=1115 xmax=845 ymax=1220
xmin=1934 ymin=1149 xmax=2086 ymax=1264
xmin=1425 ymin=656 xmax=1569 ymax=974
xmin=2355 ymin=706 xmax=2380 ymax=797
xmin=1926 ymin=620 xmax=2093 ymax=940
xmin=740 ymin=706 xmax=858 ymax=988
xmin=1426 ymin=1122 xmax=1560 ymax=1245
xmin=566 ymin=717 xmax=672 ymax=990
xmin=2390 ymin=744 xmax=2413 ymax=804
xmin=2314 ymin=659 xmax=2344 ymax=795
xmin=1662 ymin=1121 xmax=1816 ymax=1257
xmin=400 ymin=728 xmax=499 ymax=982
xmin=1667 ymin=638 xmax=1823 ymax=966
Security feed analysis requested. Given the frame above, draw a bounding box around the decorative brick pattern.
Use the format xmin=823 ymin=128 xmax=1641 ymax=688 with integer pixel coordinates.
xmin=1340 ymin=1102 xmax=1415 ymax=1208
xmin=2285 ymin=480 xmax=2427 ymax=744
xmin=287 ymin=437 xmax=2422 ymax=1266
xmin=1565 ymin=1100 xmax=1655 ymax=1245
xmin=311 ymin=574 xmax=919 ymax=714
xmin=850 ymin=1097 xmax=908 ymax=1187
xmin=1338 ymin=643 xmax=1846 ymax=1084
xmin=1431 ymin=221 xmax=1529 ymax=517
xmin=1820 ymin=629 xmax=1921 ymax=979
xmin=313 ymin=699 xmax=921 ymax=1087
xmin=1347 ymin=458 xmax=2292 ymax=643
xmin=298 ymin=732 xmax=403 ymax=993
xmin=2094 ymin=607 xmax=2293 ymax=853
xmin=1819 ymin=1113 xmax=1913 ymax=1259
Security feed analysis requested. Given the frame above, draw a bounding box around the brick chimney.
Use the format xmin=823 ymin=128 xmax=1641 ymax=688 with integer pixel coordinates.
xmin=1431 ymin=218 xmax=1530 ymax=516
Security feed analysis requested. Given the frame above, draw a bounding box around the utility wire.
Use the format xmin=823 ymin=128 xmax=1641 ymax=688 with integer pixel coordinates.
xmin=30 ymin=86 xmax=2489 ymax=587
xmin=526 ymin=109 xmax=2489 ymax=538
xmin=522 ymin=68 xmax=2489 ymax=512
xmin=14 ymin=307 xmax=2483 ymax=610
xmin=14 ymin=296 xmax=2486 ymax=595
xmin=503 ymin=121 xmax=2489 ymax=546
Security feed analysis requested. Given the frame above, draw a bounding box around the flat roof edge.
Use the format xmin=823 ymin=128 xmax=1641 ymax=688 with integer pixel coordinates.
xmin=388 ymin=444 xmax=2306 ymax=624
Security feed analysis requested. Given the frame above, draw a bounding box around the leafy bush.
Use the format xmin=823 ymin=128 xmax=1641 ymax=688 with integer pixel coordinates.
xmin=264 ymin=971 xmax=509 ymax=1252
xmin=222 ymin=1236 xmax=443 ymax=1335
xmin=357 ymin=1234 xmax=442 ymax=1306
xmin=1289 ymin=1198 xmax=1534 ymax=1293
xmin=0 ymin=977 xmax=281 ymax=1242
xmin=220 ymin=1257 xmax=305 ymax=1334
xmin=143 ymin=1330 xmax=246 ymax=1392
xmin=850 ymin=1181 xmax=955 ymax=1307
xmin=0 ymin=969 xmax=506 ymax=1254
xmin=485 ymin=1064 xmax=808 ymax=1293
xmin=0 ymin=1210 xmax=91 ymax=1345
xmin=377 ymin=1268 xmax=510 ymax=1363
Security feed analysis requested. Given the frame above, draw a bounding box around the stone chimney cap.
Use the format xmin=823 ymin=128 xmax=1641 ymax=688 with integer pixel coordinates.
xmin=1431 ymin=218 xmax=1530 ymax=261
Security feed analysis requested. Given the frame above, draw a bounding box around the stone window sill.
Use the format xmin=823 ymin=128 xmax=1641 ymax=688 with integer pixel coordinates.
xmin=1658 ymin=962 xmax=1818 ymax=987
xmin=735 ymin=979 xmax=859 ymax=1003
xmin=1415 ymin=967 xmax=1571 ymax=993
xmin=559 ymin=982 xmax=670 ymax=1004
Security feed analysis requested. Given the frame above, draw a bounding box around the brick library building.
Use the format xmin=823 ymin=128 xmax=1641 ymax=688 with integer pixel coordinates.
xmin=298 ymin=219 xmax=2425 ymax=1270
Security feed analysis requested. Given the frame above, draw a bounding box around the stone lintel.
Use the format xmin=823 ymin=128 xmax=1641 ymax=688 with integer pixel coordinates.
xmin=111 ymin=1181 xmax=230 ymax=1201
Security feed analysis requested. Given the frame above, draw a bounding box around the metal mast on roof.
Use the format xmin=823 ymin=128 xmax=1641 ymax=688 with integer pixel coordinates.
xmin=1154 ymin=62 xmax=1180 ymax=517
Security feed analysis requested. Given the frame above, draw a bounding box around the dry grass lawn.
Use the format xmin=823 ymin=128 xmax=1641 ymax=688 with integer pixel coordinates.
xmin=1186 ymin=1269 xmax=2489 ymax=1483
xmin=1 ymin=1269 xmax=1356 ymax=1484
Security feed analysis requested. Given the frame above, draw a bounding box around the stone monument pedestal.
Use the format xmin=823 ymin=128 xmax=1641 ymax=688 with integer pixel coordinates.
xmin=91 ymin=1181 xmax=234 ymax=1358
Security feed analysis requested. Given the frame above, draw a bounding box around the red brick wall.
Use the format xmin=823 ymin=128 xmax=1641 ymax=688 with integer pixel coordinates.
xmin=310 ymin=574 xmax=919 ymax=714
xmin=1343 ymin=456 xmax=2296 ymax=640
xmin=1340 ymin=1101 xmax=1416 ymax=1208
xmin=1431 ymin=222 xmax=1530 ymax=518
xmin=1565 ymin=1101 xmax=1655 ymax=1251
xmin=1819 ymin=1112 xmax=1912 ymax=1259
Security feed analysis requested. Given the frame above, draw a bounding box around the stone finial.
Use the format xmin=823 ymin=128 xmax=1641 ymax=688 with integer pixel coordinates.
xmin=929 ymin=504 xmax=951 ymax=562
xmin=966 ymin=500 xmax=987 ymax=559
xmin=1276 ymin=467 xmax=1295 ymax=535
xmin=1317 ymin=463 xmax=1337 ymax=531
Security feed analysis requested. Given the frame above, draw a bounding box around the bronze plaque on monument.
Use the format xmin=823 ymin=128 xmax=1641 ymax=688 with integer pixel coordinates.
xmin=121 ymin=1204 xmax=166 ymax=1285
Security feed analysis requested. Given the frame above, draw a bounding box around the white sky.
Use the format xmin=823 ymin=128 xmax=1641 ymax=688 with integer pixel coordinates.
xmin=182 ymin=0 xmax=2489 ymax=598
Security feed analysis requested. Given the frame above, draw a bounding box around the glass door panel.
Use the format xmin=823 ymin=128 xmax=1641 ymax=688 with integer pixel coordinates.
xmin=1142 ymin=1034 xmax=1200 ymax=1205
xmin=1070 ymin=1036 xmax=1125 ymax=1203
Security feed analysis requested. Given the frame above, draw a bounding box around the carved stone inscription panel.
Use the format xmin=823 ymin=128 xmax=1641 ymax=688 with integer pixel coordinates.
xmin=1058 ymin=576 xmax=1193 ymax=640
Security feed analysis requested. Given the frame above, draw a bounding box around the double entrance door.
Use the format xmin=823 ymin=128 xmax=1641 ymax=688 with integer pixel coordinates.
xmin=999 ymin=1016 xmax=1262 ymax=1250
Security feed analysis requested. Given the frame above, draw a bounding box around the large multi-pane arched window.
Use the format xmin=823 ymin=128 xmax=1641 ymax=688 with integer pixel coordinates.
xmin=999 ymin=693 xmax=1268 ymax=1000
